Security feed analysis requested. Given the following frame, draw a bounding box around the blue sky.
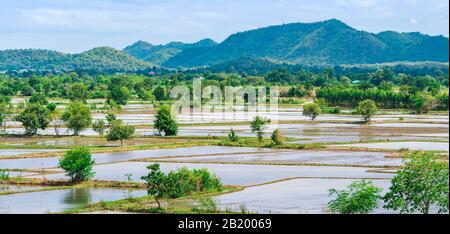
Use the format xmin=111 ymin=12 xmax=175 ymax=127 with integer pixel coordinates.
xmin=0 ymin=0 xmax=448 ymax=53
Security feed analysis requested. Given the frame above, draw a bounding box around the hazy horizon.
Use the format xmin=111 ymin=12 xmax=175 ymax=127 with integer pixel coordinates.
xmin=0 ymin=0 xmax=448 ymax=53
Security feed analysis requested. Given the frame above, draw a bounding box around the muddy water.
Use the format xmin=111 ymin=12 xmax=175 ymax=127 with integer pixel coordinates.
xmin=159 ymin=150 xmax=402 ymax=167
xmin=34 ymin=162 xmax=394 ymax=185
xmin=0 ymin=146 xmax=278 ymax=169
xmin=214 ymin=178 xmax=393 ymax=214
xmin=0 ymin=187 xmax=147 ymax=214
xmin=0 ymin=184 xmax=49 ymax=193
xmin=337 ymin=142 xmax=449 ymax=151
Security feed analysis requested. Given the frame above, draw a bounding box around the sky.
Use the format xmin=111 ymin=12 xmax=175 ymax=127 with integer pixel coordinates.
xmin=0 ymin=0 xmax=448 ymax=53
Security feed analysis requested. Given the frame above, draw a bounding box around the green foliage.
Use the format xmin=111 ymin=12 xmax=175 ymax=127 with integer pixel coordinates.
xmin=228 ymin=128 xmax=239 ymax=142
xmin=412 ymin=92 xmax=436 ymax=114
xmin=58 ymin=147 xmax=95 ymax=183
xmin=437 ymin=93 xmax=449 ymax=110
xmin=28 ymin=92 xmax=48 ymax=105
xmin=328 ymin=180 xmax=382 ymax=214
xmin=383 ymin=151 xmax=449 ymax=214
xmin=105 ymin=112 xmax=117 ymax=125
xmin=356 ymin=99 xmax=378 ymax=123
xmin=67 ymin=83 xmax=89 ymax=102
xmin=154 ymin=105 xmax=178 ymax=136
xmin=0 ymin=169 xmax=10 ymax=180
xmin=46 ymin=102 xmax=57 ymax=112
xmin=250 ymin=116 xmax=268 ymax=142
xmin=303 ymin=103 xmax=321 ymax=120
xmin=153 ymin=86 xmax=166 ymax=101
xmin=15 ymin=103 xmax=51 ymax=135
xmin=141 ymin=163 xmax=222 ymax=208
xmin=62 ymin=101 xmax=92 ymax=136
xmin=108 ymin=76 xmax=132 ymax=105
xmin=271 ymin=129 xmax=285 ymax=145
xmin=106 ymin=120 xmax=135 ymax=146
xmin=92 ymin=119 xmax=106 ymax=136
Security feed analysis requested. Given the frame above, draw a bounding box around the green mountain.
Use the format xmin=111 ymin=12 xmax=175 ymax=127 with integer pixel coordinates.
xmin=0 ymin=47 xmax=154 ymax=72
xmin=123 ymin=39 xmax=217 ymax=65
xmin=164 ymin=19 xmax=449 ymax=67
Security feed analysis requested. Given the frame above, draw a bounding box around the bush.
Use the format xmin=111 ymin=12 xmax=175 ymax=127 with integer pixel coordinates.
xmin=228 ymin=128 xmax=239 ymax=142
xmin=106 ymin=120 xmax=135 ymax=146
xmin=92 ymin=119 xmax=106 ymax=136
xmin=141 ymin=163 xmax=222 ymax=208
xmin=15 ymin=103 xmax=51 ymax=136
xmin=250 ymin=116 xmax=268 ymax=142
xmin=271 ymin=129 xmax=285 ymax=145
xmin=328 ymin=180 xmax=382 ymax=214
xmin=62 ymin=101 xmax=92 ymax=136
xmin=154 ymin=105 xmax=178 ymax=136
xmin=58 ymin=147 xmax=95 ymax=183
xmin=383 ymin=151 xmax=449 ymax=214
xmin=0 ymin=169 xmax=10 ymax=180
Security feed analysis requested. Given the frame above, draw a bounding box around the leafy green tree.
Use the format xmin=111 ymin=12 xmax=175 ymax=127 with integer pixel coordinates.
xmin=303 ymin=103 xmax=321 ymax=121
xmin=105 ymin=112 xmax=117 ymax=125
xmin=328 ymin=180 xmax=382 ymax=214
xmin=106 ymin=120 xmax=135 ymax=146
xmin=356 ymin=100 xmax=378 ymax=123
xmin=49 ymin=109 xmax=64 ymax=137
xmin=141 ymin=163 xmax=166 ymax=208
xmin=228 ymin=128 xmax=239 ymax=142
xmin=58 ymin=147 xmax=95 ymax=183
xmin=250 ymin=116 xmax=268 ymax=142
xmin=271 ymin=129 xmax=285 ymax=145
xmin=154 ymin=105 xmax=178 ymax=136
xmin=28 ymin=92 xmax=48 ymax=105
xmin=108 ymin=77 xmax=131 ymax=105
xmin=412 ymin=92 xmax=435 ymax=114
xmin=383 ymin=151 xmax=449 ymax=214
xmin=46 ymin=102 xmax=57 ymax=112
xmin=92 ymin=119 xmax=106 ymax=136
xmin=67 ymin=83 xmax=89 ymax=102
xmin=62 ymin=101 xmax=92 ymax=136
xmin=16 ymin=103 xmax=51 ymax=135
xmin=153 ymin=86 xmax=166 ymax=101
xmin=340 ymin=76 xmax=352 ymax=88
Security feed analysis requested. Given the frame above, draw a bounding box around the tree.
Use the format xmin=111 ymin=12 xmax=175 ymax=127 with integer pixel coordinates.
xmin=58 ymin=147 xmax=95 ymax=183
xmin=67 ymin=83 xmax=89 ymax=102
xmin=108 ymin=77 xmax=131 ymax=105
xmin=303 ymin=103 xmax=321 ymax=121
xmin=328 ymin=180 xmax=382 ymax=214
xmin=106 ymin=120 xmax=135 ymax=146
xmin=15 ymin=103 xmax=51 ymax=136
xmin=141 ymin=163 xmax=166 ymax=208
xmin=49 ymin=109 xmax=64 ymax=137
xmin=92 ymin=119 xmax=106 ymax=136
xmin=153 ymin=86 xmax=166 ymax=101
xmin=62 ymin=101 xmax=92 ymax=136
xmin=250 ymin=116 xmax=268 ymax=142
xmin=340 ymin=76 xmax=352 ymax=88
xmin=154 ymin=105 xmax=178 ymax=136
xmin=271 ymin=129 xmax=285 ymax=145
xmin=105 ymin=112 xmax=117 ymax=125
xmin=383 ymin=151 xmax=449 ymax=214
xmin=412 ymin=92 xmax=436 ymax=114
xmin=28 ymin=92 xmax=48 ymax=105
xmin=356 ymin=100 xmax=378 ymax=123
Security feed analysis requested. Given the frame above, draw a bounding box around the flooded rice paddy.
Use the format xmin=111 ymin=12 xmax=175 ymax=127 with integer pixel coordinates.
xmin=0 ymin=187 xmax=147 ymax=214
xmin=337 ymin=141 xmax=449 ymax=151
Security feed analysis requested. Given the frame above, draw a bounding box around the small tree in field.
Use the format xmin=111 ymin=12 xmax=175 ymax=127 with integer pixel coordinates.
xmin=303 ymin=103 xmax=321 ymax=121
xmin=328 ymin=180 xmax=382 ymax=214
xmin=251 ymin=116 xmax=268 ymax=142
xmin=106 ymin=120 xmax=135 ymax=146
xmin=62 ymin=101 xmax=92 ymax=136
xmin=271 ymin=129 xmax=285 ymax=145
xmin=356 ymin=99 xmax=378 ymax=123
xmin=92 ymin=119 xmax=106 ymax=136
xmin=15 ymin=103 xmax=51 ymax=136
xmin=141 ymin=163 xmax=166 ymax=209
xmin=383 ymin=151 xmax=449 ymax=214
xmin=58 ymin=147 xmax=95 ymax=183
xmin=154 ymin=105 xmax=178 ymax=136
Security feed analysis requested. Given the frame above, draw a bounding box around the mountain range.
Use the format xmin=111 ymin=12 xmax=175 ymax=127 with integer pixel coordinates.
xmin=1 ymin=19 xmax=448 ymax=72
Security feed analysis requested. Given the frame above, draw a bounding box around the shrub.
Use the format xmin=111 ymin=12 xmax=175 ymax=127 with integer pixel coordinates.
xmin=62 ymin=101 xmax=92 ymax=136
xmin=328 ymin=180 xmax=382 ymax=214
xmin=58 ymin=147 xmax=95 ymax=183
xmin=141 ymin=163 xmax=222 ymax=209
xmin=228 ymin=128 xmax=239 ymax=142
xmin=106 ymin=120 xmax=135 ymax=146
xmin=0 ymin=169 xmax=10 ymax=180
xmin=250 ymin=116 xmax=268 ymax=142
xmin=271 ymin=129 xmax=285 ymax=145
xmin=92 ymin=119 xmax=106 ymax=136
